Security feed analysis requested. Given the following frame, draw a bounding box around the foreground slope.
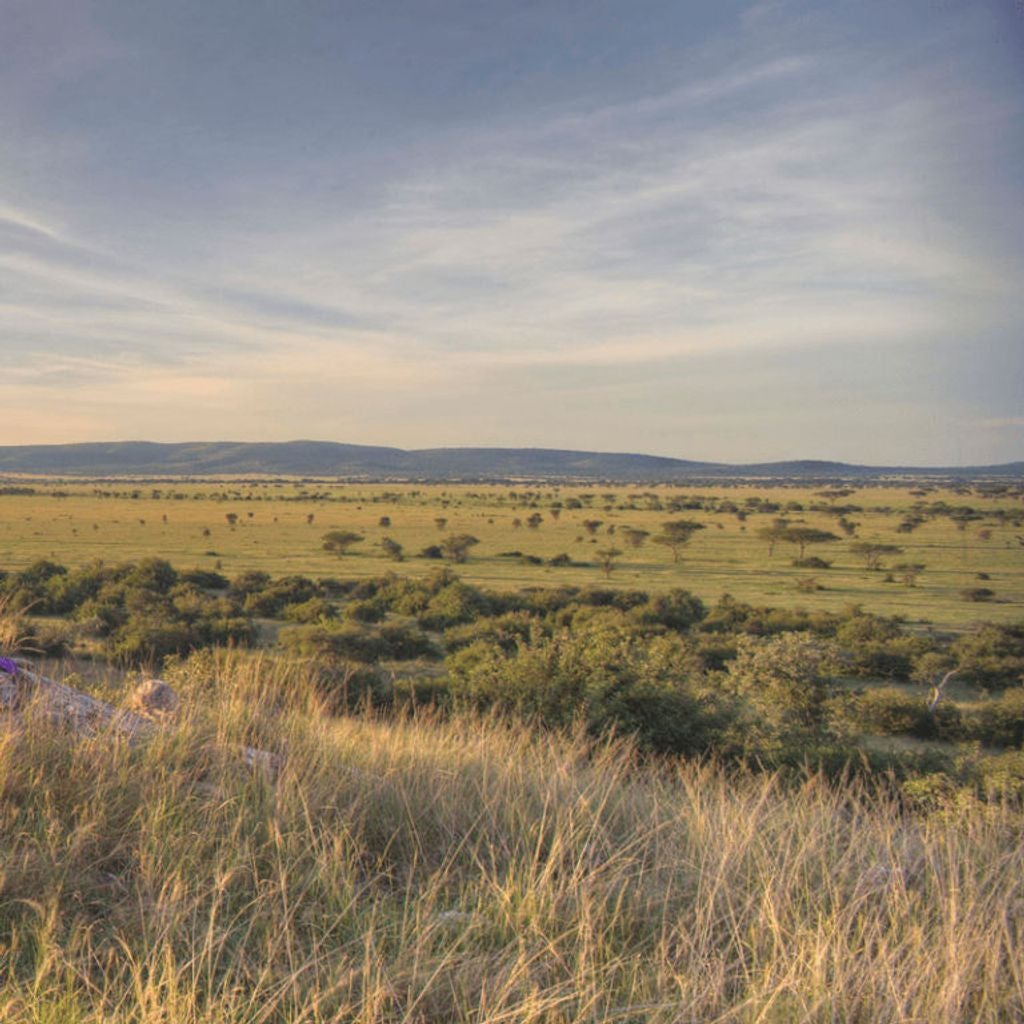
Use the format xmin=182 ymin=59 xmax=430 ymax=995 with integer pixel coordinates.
xmin=1 ymin=651 xmax=1021 ymax=1023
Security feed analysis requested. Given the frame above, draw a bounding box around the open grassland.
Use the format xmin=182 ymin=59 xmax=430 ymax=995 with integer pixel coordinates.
xmin=1 ymin=479 xmax=1021 ymax=629
xmin=2 ymin=651 xmax=1023 ymax=1023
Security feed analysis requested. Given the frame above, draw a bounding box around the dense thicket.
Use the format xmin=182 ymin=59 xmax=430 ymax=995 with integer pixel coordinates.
xmin=3 ymin=558 xmax=1024 ymax=793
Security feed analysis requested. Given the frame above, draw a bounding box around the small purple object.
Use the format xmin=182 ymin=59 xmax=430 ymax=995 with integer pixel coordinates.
xmin=0 ymin=656 xmax=17 ymax=676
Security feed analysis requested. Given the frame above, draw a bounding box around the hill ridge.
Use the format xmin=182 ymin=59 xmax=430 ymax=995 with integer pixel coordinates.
xmin=0 ymin=441 xmax=1019 ymax=480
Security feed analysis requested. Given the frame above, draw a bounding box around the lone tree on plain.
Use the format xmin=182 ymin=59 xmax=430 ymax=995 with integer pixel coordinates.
xmin=757 ymin=520 xmax=791 ymax=557
xmin=596 ymin=546 xmax=623 ymax=577
xmin=582 ymin=519 xmax=604 ymax=536
xmin=654 ymin=519 xmax=705 ymax=562
xmin=380 ymin=537 xmax=404 ymax=562
xmin=893 ymin=562 xmax=925 ymax=587
xmin=441 ymin=534 xmax=479 ymax=563
xmin=322 ymin=530 xmax=364 ymax=557
xmin=783 ymin=527 xmax=840 ymax=561
xmin=850 ymin=541 xmax=903 ymax=571
xmin=622 ymin=527 xmax=649 ymax=549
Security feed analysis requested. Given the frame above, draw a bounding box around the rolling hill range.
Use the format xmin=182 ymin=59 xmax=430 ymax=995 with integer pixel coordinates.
xmin=0 ymin=441 xmax=1020 ymax=480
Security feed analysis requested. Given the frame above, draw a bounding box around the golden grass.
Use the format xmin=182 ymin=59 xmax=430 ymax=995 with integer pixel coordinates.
xmin=1 ymin=651 xmax=1022 ymax=1021
xmin=0 ymin=481 xmax=1022 ymax=629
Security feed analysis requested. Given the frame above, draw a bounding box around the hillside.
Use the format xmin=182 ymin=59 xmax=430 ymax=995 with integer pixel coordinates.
xmin=1 ymin=651 xmax=1021 ymax=1022
xmin=0 ymin=440 xmax=1020 ymax=480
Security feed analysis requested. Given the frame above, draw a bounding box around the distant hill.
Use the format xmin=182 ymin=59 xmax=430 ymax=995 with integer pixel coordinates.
xmin=0 ymin=441 xmax=1019 ymax=481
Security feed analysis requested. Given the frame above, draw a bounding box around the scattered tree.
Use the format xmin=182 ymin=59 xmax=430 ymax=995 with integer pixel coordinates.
xmin=757 ymin=520 xmax=790 ymax=557
xmin=596 ymin=546 xmax=623 ymax=578
xmin=440 ymin=534 xmax=479 ymax=564
xmin=622 ymin=527 xmax=649 ymax=549
xmin=893 ymin=562 xmax=925 ymax=587
xmin=321 ymin=530 xmax=364 ymax=557
xmin=653 ymin=519 xmax=705 ymax=562
xmin=380 ymin=537 xmax=404 ymax=561
xmin=783 ymin=527 xmax=840 ymax=561
xmin=850 ymin=541 xmax=903 ymax=571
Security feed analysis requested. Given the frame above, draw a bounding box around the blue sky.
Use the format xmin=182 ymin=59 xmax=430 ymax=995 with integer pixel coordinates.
xmin=2 ymin=0 xmax=1022 ymax=464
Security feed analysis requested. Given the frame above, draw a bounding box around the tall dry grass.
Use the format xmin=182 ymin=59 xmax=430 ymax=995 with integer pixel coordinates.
xmin=0 ymin=649 xmax=1022 ymax=1022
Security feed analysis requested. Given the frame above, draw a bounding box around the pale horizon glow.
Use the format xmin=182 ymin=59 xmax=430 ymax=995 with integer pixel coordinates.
xmin=1 ymin=0 xmax=1022 ymax=465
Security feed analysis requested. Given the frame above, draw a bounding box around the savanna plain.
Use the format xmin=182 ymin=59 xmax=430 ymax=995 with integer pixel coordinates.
xmin=2 ymin=477 xmax=1024 ymax=1022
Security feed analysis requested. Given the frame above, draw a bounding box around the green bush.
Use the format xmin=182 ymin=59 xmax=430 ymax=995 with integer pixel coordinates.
xmin=631 ymin=588 xmax=706 ymax=631
xmin=343 ymin=598 xmax=387 ymax=623
xmin=443 ymin=611 xmax=538 ymax=653
xmin=445 ymin=624 xmax=718 ymax=754
xmin=284 ymin=597 xmax=338 ymax=623
xmin=829 ymin=687 xmax=961 ymax=740
xmin=964 ymin=688 xmax=1024 ymax=748
xmin=280 ymin=622 xmax=437 ymax=664
xmin=418 ymin=582 xmax=493 ymax=631
xmin=951 ymin=623 xmax=1024 ymax=688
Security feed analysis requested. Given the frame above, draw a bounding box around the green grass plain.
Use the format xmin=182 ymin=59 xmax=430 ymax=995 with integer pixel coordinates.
xmin=1 ymin=478 xmax=1022 ymax=630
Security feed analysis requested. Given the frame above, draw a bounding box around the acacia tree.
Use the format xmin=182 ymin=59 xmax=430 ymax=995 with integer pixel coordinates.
xmin=783 ymin=527 xmax=840 ymax=561
xmin=321 ymin=530 xmax=364 ymax=557
xmin=595 ymin=546 xmax=623 ymax=578
xmin=622 ymin=527 xmax=649 ymax=549
xmin=850 ymin=541 xmax=903 ymax=571
xmin=757 ymin=520 xmax=791 ymax=556
xmin=653 ymin=519 xmax=705 ymax=562
xmin=441 ymin=534 xmax=479 ymax=563
xmin=893 ymin=562 xmax=925 ymax=587
xmin=380 ymin=537 xmax=404 ymax=561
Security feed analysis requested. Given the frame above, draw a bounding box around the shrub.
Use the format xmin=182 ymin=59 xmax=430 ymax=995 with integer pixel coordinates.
xmin=343 ymin=598 xmax=387 ymax=623
xmin=418 ymin=582 xmax=492 ymax=631
xmin=284 ymin=597 xmax=338 ymax=623
xmin=314 ymin=664 xmax=392 ymax=713
xmin=951 ymin=623 xmax=1024 ymax=688
xmin=631 ymin=588 xmax=706 ymax=631
xmin=444 ymin=611 xmax=538 ymax=653
xmin=724 ymin=632 xmax=839 ymax=747
xmin=124 ymin=558 xmax=178 ymax=594
xmin=829 ymin=687 xmax=961 ymax=740
xmin=964 ymin=688 xmax=1024 ymax=748
xmin=179 ymin=569 xmax=230 ymax=590
xmin=445 ymin=625 xmax=718 ymax=754
xmin=280 ymin=623 xmax=437 ymax=664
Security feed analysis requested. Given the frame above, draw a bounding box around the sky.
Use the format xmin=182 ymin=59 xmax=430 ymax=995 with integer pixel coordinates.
xmin=1 ymin=0 xmax=1022 ymax=466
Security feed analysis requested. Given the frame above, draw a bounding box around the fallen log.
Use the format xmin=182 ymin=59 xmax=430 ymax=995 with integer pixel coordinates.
xmin=0 ymin=659 xmax=282 ymax=774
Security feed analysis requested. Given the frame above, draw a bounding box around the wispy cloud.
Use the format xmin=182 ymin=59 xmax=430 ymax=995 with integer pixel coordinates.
xmin=0 ymin=1 xmax=1020 ymax=461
